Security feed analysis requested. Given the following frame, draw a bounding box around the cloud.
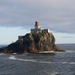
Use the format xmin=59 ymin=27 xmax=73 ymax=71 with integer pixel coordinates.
xmin=0 ymin=0 xmax=75 ymax=33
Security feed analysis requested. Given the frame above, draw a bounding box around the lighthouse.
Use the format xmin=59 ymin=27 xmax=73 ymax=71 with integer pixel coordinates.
xmin=35 ymin=21 xmax=40 ymax=29
xmin=31 ymin=21 xmax=49 ymax=34
xmin=18 ymin=21 xmax=50 ymax=40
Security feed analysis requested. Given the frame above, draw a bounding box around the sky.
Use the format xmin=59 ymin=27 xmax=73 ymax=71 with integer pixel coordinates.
xmin=0 ymin=0 xmax=75 ymax=44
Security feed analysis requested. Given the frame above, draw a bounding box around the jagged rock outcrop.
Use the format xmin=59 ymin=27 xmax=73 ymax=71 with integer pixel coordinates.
xmin=0 ymin=32 xmax=64 ymax=53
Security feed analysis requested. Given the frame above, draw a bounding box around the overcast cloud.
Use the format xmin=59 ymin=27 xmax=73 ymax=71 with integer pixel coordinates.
xmin=0 ymin=0 xmax=75 ymax=33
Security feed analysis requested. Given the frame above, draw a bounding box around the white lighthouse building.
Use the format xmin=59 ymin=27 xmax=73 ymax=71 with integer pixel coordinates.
xmin=31 ymin=21 xmax=42 ymax=33
xmin=31 ymin=21 xmax=49 ymax=34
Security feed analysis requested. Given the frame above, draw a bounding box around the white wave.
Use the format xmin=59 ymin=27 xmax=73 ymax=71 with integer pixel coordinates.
xmin=13 ymin=53 xmax=17 ymax=55
xmin=9 ymin=56 xmax=75 ymax=65
xmin=66 ymin=50 xmax=75 ymax=53
xmin=56 ymin=52 xmax=65 ymax=53
xmin=9 ymin=55 xmax=37 ymax=62
xmin=69 ymin=62 xmax=75 ymax=64
xmin=39 ymin=61 xmax=68 ymax=64
xmin=9 ymin=55 xmax=17 ymax=60
xmin=18 ymin=58 xmax=37 ymax=62
xmin=55 ymin=50 xmax=75 ymax=53
xmin=39 ymin=51 xmax=55 ymax=53
xmin=51 ymin=72 xmax=59 ymax=75
xmin=39 ymin=70 xmax=59 ymax=75
xmin=0 ymin=53 xmax=4 ymax=55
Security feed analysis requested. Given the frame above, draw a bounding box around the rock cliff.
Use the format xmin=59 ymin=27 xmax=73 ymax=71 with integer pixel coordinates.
xmin=0 ymin=32 xmax=64 ymax=53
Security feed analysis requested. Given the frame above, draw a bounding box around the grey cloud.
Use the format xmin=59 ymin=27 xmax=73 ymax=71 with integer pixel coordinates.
xmin=0 ymin=0 xmax=75 ymax=33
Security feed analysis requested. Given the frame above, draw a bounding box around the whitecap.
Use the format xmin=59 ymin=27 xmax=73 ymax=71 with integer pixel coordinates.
xmin=13 ymin=53 xmax=17 ymax=55
xmin=69 ymin=62 xmax=75 ymax=64
xmin=51 ymin=72 xmax=59 ymax=75
xmin=18 ymin=58 xmax=37 ymax=62
xmin=66 ymin=50 xmax=75 ymax=53
xmin=0 ymin=53 xmax=4 ymax=55
xmin=9 ymin=55 xmax=37 ymax=62
xmin=9 ymin=55 xmax=17 ymax=60
xmin=9 ymin=56 xmax=75 ymax=65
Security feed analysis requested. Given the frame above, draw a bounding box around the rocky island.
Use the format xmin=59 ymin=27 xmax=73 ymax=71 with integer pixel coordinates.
xmin=0 ymin=21 xmax=65 ymax=53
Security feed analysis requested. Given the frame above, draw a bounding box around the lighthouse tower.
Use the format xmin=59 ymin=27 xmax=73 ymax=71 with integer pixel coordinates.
xmin=35 ymin=21 xmax=40 ymax=29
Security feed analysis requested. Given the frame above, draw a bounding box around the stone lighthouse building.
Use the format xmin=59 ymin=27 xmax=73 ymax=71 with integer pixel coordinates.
xmin=31 ymin=21 xmax=42 ymax=33
xmin=31 ymin=21 xmax=49 ymax=34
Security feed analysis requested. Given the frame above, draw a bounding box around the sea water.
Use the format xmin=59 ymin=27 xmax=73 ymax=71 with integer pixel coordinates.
xmin=0 ymin=44 xmax=75 ymax=75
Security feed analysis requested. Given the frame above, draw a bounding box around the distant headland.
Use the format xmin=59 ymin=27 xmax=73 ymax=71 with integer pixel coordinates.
xmin=0 ymin=21 xmax=65 ymax=53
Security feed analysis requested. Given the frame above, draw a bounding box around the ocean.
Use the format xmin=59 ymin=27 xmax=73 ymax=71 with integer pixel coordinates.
xmin=0 ymin=44 xmax=75 ymax=75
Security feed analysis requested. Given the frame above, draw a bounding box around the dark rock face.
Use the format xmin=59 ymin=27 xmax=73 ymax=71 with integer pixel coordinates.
xmin=0 ymin=33 xmax=64 ymax=53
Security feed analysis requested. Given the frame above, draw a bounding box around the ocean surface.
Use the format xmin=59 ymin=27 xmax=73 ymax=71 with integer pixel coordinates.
xmin=0 ymin=44 xmax=75 ymax=75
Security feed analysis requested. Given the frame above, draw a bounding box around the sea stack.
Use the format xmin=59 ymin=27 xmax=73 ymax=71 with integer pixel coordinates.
xmin=0 ymin=21 xmax=64 ymax=53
